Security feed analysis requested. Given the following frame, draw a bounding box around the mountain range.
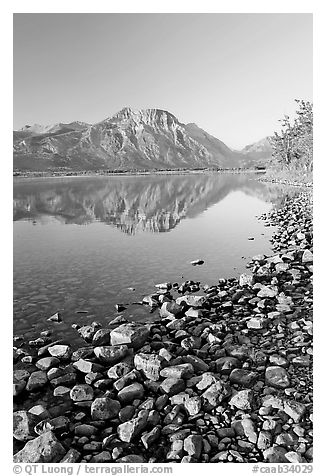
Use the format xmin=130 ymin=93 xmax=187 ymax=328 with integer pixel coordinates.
xmin=13 ymin=108 xmax=273 ymax=171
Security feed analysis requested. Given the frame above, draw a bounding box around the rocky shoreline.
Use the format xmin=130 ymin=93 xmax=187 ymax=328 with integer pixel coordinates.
xmin=258 ymin=177 xmax=313 ymax=188
xmin=13 ymin=190 xmax=313 ymax=464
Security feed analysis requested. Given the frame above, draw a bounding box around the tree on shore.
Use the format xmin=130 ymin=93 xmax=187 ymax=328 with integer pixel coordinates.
xmin=269 ymin=99 xmax=313 ymax=174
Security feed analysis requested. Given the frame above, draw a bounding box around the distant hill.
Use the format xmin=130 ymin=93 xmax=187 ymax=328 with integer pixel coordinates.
xmin=14 ymin=108 xmax=247 ymax=172
xmin=239 ymin=137 xmax=273 ymax=167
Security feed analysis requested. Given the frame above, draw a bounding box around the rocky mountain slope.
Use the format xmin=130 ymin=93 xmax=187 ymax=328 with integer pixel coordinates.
xmin=240 ymin=137 xmax=273 ymax=167
xmin=14 ymin=108 xmax=244 ymax=171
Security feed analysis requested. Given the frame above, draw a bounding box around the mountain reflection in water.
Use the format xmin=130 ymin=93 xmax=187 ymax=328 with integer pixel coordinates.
xmin=13 ymin=174 xmax=289 ymax=235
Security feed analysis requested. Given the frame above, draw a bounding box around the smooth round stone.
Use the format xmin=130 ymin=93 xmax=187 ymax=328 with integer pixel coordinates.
xmin=70 ymin=384 xmax=94 ymax=402
xmin=75 ymin=424 xmax=98 ymax=437
xmin=269 ymin=355 xmax=289 ymax=367
xmin=119 ymin=405 xmax=135 ymax=422
xmin=118 ymin=383 xmax=144 ymax=403
xmin=160 ymin=378 xmax=186 ymax=396
xmin=265 ymin=366 xmax=290 ymax=389
xmin=26 ymin=371 xmax=48 ymax=392
xmin=53 ymin=386 xmax=71 ymax=397
xmin=28 ymin=405 xmax=50 ymax=419
xmin=36 ymin=357 xmax=60 ymax=371
xmin=14 ymin=369 xmax=30 ymax=382
xmin=48 ymin=345 xmax=71 ymax=360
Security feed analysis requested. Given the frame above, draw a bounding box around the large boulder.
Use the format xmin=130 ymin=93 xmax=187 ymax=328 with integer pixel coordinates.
xmin=13 ymin=431 xmax=66 ymax=463
xmin=110 ymin=323 xmax=150 ymax=349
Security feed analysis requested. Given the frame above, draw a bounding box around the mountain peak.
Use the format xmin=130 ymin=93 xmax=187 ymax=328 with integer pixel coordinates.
xmin=111 ymin=107 xmax=136 ymax=120
xmin=14 ymin=108 xmax=243 ymax=171
xmin=108 ymin=107 xmax=179 ymax=123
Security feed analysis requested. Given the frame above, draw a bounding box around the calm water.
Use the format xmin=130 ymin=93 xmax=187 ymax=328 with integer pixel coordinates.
xmin=13 ymin=173 xmax=293 ymax=344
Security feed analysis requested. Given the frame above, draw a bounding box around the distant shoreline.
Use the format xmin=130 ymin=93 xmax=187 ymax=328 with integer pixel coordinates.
xmin=13 ymin=168 xmax=266 ymax=179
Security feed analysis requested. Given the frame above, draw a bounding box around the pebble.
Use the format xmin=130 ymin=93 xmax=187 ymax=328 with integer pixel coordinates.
xmin=13 ymin=411 xmax=39 ymax=441
xmin=13 ymin=431 xmax=66 ymax=463
xmin=134 ymin=353 xmax=165 ymax=381
xmin=229 ymin=389 xmax=253 ymax=410
xmin=26 ymin=371 xmax=48 ymax=392
xmin=229 ymin=368 xmax=258 ymax=387
xmin=183 ymin=435 xmax=203 ymax=458
xmin=160 ymin=378 xmax=186 ymax=396
xmin=118 ymin=382 xmax=144 ymax=403
xmin=160 ymin=364 xmax=194 ymax=379
xmin=265 ymin=366 xmax=291 ymax=388
xmin=70 ymin=384 xmax=94 ymax=402
xmin=110 ymin=323 xmax=150 ymax=349
xmin=36 ymin=357 xmax=60 ymax=371
xmin=48 ymin=345 xmax=71 ymax=360
xmin=94 ymin=345 xmax=129 ymax=364
xmin=91 ymin=397 xmax=121 ymax=420
xmin=47 ymin=312 xmax=62 ymax=323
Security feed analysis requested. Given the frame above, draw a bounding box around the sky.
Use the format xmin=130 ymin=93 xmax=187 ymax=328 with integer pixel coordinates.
xmin=13 ymin=13 xmax=312 ymax=149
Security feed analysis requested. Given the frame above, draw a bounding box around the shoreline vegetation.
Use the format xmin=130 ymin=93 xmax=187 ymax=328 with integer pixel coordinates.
xmin=265 ymin=100 xmax=313 ymax=186
xmin=13 ymin=186 xmax=313 ymax=464
xmin=13 ymin=167 xmax=313 ymax=189
xmin=13 ymin=167 xmax=267 ymax=178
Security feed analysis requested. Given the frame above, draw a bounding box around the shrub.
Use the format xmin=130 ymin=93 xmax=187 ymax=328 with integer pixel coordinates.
xmin=269 ymin=99 xmax=313 ymax=176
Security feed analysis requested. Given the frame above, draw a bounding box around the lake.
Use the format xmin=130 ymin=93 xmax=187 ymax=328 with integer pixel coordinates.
xmin=13 ymin=173 xmax=293 ymax=345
